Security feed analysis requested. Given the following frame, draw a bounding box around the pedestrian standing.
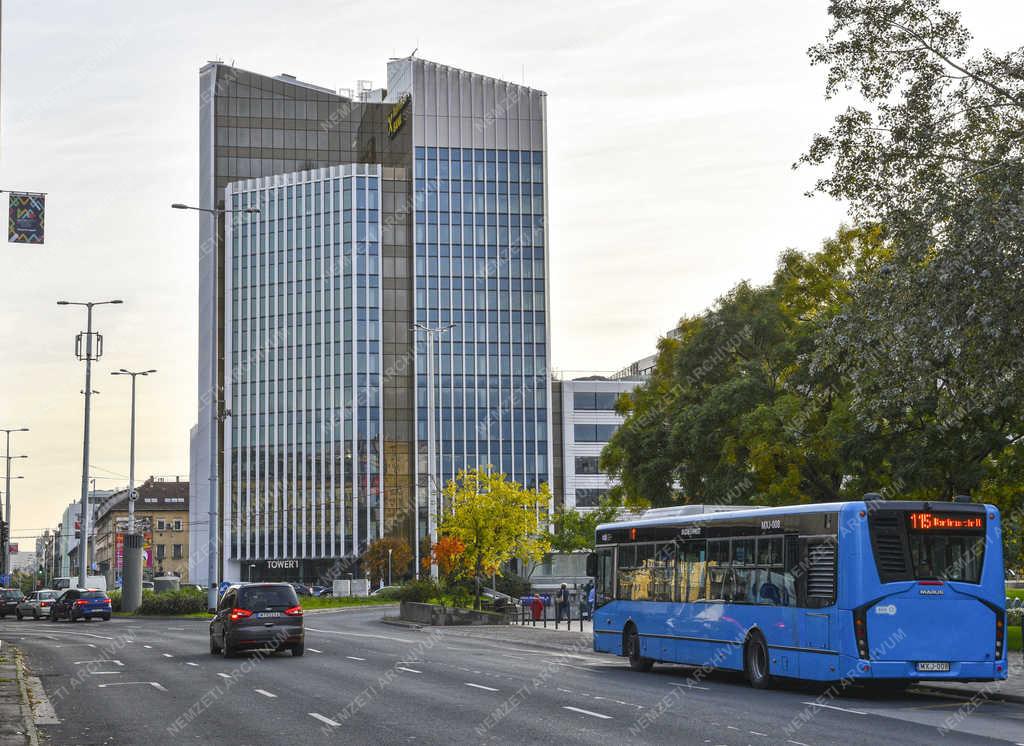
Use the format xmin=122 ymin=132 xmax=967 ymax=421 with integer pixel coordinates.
xmin=587 ymin=584 xmax=596 ymax=618
xmin=557 ymin=583 xmax=570 ymax=622
xmin=530 ymin=593 xmax=544 ymax=625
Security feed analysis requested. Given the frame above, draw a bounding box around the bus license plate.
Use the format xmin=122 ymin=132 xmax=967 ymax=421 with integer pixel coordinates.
xmin=916 ymin=661 xmax=950 ymax=672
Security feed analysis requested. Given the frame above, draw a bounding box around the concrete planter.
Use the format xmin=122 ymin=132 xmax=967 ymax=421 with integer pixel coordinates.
xmin=399 ymin=601 xmax=508 ymax=626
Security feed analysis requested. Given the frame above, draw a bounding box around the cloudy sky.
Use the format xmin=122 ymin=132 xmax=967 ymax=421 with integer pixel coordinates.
xmin=0 ymin=0 xmax=1019 ymax=546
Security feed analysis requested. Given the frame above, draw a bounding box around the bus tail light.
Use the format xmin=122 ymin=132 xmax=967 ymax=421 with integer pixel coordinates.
xmin=995 ymin=613 xmax=1005 ymax=659
xmin=853 ymin=608 xmax=870 ymax=659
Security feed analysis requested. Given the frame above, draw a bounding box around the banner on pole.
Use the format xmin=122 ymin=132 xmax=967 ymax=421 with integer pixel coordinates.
xmin=8 ymin=193 xmax=45 ymax=244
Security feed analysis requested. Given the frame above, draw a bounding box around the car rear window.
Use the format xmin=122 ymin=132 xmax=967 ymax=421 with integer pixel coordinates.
xmin=237 ymin=585 xmax=298 ymax=611
xmin=82 ymin=591 xmax=107 ymax=600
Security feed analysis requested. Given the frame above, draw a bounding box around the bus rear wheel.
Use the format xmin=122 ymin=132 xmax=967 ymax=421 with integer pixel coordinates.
xmin=624 ymin=624 xmax=653 ymax=672
xmin=744 ymin=632 xmax=772 ymax=689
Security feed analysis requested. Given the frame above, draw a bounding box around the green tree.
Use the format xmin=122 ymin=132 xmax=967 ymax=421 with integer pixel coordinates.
xmin=363 ymin=538 xmax=412 ymax=587
xmin=438 ymin=467 xmax=551 ymax=609
xmin=602 ymin=227 xmax=890 ymax=506
xmin=549 ymin=502 xmax=620 ymax=553
xmin=801 ymin=0 xmax=1024 ymax=496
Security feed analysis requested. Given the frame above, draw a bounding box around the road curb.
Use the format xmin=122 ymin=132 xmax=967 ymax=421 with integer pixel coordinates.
xmin=911 ymin=682 xmax=1024 ymax=705
xmin=13 ymin=647 xmax=40 ymax=746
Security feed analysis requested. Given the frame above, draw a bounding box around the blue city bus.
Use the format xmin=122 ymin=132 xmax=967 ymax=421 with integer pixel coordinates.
xmin=589 ymin=498 xmax=1008 ymax=688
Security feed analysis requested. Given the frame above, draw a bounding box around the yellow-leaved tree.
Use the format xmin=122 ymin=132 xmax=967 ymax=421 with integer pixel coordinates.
xmin=438 ymin=467 xmax=551 ymax=609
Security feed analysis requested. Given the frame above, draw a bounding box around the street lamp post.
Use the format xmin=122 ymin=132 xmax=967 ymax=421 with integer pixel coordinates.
xmin=110 ymin=368 xmax=156 ymax=611
xmin=172 ymin=202 xmax=260 ymax=611
xmin=411 ymin=323 xmax=454 ymax=581
xmin=2 ymin=429 xmax=29 ymax=576
xmin=388 ymin=547 xmax=393 ymax=587
xmin=249 ymin=564 xmax=255 ymax=583
xmin=59 ymin=299 xmax=123 ymax=588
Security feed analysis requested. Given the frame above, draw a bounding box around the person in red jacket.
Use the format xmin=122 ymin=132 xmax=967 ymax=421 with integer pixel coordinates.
xmin=530 ymin=593 xmax=544 ymax=625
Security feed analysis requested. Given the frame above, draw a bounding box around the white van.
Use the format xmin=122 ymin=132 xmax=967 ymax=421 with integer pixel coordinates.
xmin=52 ymin=575 xmax=107 ymax=592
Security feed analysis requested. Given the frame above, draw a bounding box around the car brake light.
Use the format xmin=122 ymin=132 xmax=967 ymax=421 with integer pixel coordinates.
xmin=103 ymin=598 xmax=111 ymax=605
xmin=75 ymin=600 xmax=88 ymax=606
xmin=229 ymin=607 xmax=253 ymax=622
xmin=40 ymin=601 xmax=50 ymax=607
xmin=284 ymin=605 xmax=303 ymax=617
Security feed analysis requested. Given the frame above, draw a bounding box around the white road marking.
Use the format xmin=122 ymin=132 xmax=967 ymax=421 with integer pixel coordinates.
xmin=87 ymin=643 xmax=96 ymax=648
xmin=162 ymin=653 xmax=174 ymax=658
xmin=143 ymin=645 xmax=152 ymax=649
xmin=255 ymin=689 xmax=277 ymax=698
xmin=345 ymin=656 xmax=366 ymax=661
xmin=307 ymin=647 xmax=323 ymax=653
xmin=73 ymin=660 xmax=123 ymax=666
xmin=186 ymin=662 xmax=199 ymax=667
xmin=801 ymin=701 xmax=867 ymax=716
xmin=750 ymin=732 xmax=768 ymax=737
xmin=563 ymin=706 xmax=612 ymax=720
xmin=727 ymin=726 xmax=740 ymax=731
xmin=309 ymin=713 xmax=340 ymax=727
xmin=669 ymin=681 xmax=709 ymax=691
xmin=167 ymin=627 xmax=185 ymax=630
xmin=217 ymin=672 xmax=232 ymax=679
xmin=88 ymin=671 xmax=121 ymax=675
xmin=396 ymin=666 xmax=422 ymax=674
xmin=787 ymin=740 xmax=811 ymax=746
xmin=97 ymin=681 xmax=167 ymax=691
xmin=465 ymin=683 xmax=499 ymax=692
xmin=305 ymin=626 xmax=414 ymax=643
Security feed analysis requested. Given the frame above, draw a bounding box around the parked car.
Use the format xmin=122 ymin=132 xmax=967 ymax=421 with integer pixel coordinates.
xmin=481 ymin=587 xmax=518 ymax=608
xmin=16 ymin=590 xmax=58 ymax=620
xmin=309 ymin=585 xmax=331 ymax=597
xmin=0 ymin=588 xmax=25 ymax=618
xmin=369 ymin=585 xmax=402 ymax=597
xmin=289 ymin=582 xmax=312 ymax=596
xmin=209 ymin=583 xmax=304 ymax=658
xmin=50 ymin=588 xmax=112 ymax=622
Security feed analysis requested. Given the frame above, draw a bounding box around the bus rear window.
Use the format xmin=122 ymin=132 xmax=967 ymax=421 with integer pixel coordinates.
xmin=908 ymin=533 xmax=984 ymax=583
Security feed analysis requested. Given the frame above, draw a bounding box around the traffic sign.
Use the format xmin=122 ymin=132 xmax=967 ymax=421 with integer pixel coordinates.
xmin=129 ymin=489 xmax=139 ymax=502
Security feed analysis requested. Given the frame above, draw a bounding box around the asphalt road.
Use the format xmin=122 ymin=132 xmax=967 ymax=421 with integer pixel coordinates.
xmin=1 ymin=608 xmax=1022 ymax=745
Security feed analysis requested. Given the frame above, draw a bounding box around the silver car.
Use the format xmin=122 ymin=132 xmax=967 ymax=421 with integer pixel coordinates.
xmin=16 ymin=590 xmax=58 ymax=620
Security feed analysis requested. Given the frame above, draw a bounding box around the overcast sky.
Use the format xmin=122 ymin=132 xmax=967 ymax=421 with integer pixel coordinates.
xmin=0 ymin=0 xmax=1019 ymax=546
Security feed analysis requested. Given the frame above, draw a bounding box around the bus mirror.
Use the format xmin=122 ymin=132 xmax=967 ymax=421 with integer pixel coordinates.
xmin=585 ymin=553 xmax=597 ymax=577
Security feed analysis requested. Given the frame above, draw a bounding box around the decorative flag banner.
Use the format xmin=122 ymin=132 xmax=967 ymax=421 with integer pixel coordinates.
xmin=9 ymin=193 xmax=45 ymax=244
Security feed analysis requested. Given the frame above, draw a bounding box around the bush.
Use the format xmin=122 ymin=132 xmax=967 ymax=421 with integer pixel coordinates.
xmin=493 ymin=574 xmax=530 ymax=599
xmin=137 ymin=588 xmax=206 ymax=616
xmin=108 ymin=590 xmax=122 ymax=612
xmin=394 ymin=579 xmax=440 ymax=604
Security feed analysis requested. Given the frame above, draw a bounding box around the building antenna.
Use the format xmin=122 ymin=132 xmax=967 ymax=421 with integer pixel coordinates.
xmin=409 ymin=45 xmax=418 ymax=59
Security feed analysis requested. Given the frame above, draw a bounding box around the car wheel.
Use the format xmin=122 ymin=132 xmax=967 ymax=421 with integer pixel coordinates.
xmin=16 ymin=610 xmax=23 ymax=620
xmin=50 ymin=610 xmax=58 ymax=622
xmin=221 ymin=639 xmax=234 ymax=659
xmin=209 ymin=633 xmax=221 ymax=655
xmin=102 ymin=615 xmax=111 ymax=621
xmin=33 ymin=610 xmax=40 ymax=620
xmin=291 ymin=642 xmax=304 ymax=657
xmin=744 ymin=632 xmax=773 ymax=690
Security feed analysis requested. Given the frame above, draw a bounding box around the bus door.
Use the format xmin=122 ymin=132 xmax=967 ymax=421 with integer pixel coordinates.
xmin=798 ymin=537 xmax=838 ymax=678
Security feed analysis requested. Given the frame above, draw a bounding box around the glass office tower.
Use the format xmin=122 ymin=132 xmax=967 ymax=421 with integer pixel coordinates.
xmin=192 ymin=58 xmax=549 ymax=584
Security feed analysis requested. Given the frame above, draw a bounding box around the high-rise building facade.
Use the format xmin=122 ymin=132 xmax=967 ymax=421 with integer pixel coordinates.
xmin=190 ymin=58 xmax=549 ymax=584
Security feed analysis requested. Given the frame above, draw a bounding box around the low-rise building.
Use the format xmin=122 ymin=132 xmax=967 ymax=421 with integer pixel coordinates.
xmin=93 ymin=477 xmax=189 ymax=588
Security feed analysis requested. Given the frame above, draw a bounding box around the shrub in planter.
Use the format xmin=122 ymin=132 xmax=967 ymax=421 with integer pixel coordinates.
xmin=137 ymin=588 xmax=206 ymax=616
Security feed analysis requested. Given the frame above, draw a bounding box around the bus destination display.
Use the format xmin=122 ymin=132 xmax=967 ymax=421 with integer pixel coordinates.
xmin=908 ymin=512 xmax=984 ymax=531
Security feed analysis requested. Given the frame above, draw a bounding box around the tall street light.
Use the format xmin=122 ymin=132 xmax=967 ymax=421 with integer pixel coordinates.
xmin=172 ymin=202 xmax=260 ymax=611
xmin=58 ymin=299 xmax=123 ymax=588
xmin=412 ymin=322 xmax=454 ymax=581
xmin=111 ymin=368 xmax=156 ymax=610
xmin=2 ymin=428 xmax=29 ymax=576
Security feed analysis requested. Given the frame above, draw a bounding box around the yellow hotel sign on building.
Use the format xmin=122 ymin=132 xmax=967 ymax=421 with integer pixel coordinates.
xmin=387 ymin=94 xmax=411 ymax=138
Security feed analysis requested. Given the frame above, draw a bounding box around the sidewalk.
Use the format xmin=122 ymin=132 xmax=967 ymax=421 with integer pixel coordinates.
xmin=0 ymin=643 xmax=38 ymax=745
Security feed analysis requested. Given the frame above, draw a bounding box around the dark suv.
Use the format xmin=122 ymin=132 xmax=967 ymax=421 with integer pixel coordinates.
xmin=50 ymin=588 xmax=112 ymax=622
xmin=0 ymin=588 xmax=25 ymax=618
xmin=209 ymin=583 xmax=304 ymax=658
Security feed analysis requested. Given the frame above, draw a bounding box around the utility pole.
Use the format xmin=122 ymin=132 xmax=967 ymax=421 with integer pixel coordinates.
xmin=412 ymin=323 xmax=454 ymax=581
xmin=59 ymin=299 xmax=122 ymax=588
xmin=1 ymin=428 xmax=28 ymax=577
xmin=172 ymin=202 xmax=259 ymax=611
xmin=111 ymin=368 xmax=155 ymax=611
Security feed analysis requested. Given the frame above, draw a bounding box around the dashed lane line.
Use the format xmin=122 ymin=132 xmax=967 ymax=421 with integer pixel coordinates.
xmin=162 ymin=653 xmax=174 ymax=658
xmin=88 ymin=671 xmax=122 ymax=675
xmin=186 ymin=662 xmax=199 ymax=667
xmin=465 ymin=683 xmax=499 ymax=692
xmin=255 ymin=689 xmax=277 ymax=698
xmin=345 ymin=656 xmax=366 ymax=661
xmin=304 ymin=626 xmax=414 ymax=644
xmin=73 ymin=659 xmax=123 ymax=666
xmin=307 ymin=647 xmax=323 ymax=653
xmin=801 ymin=701 xmax=867 ymax=716
xmin=562 ymin=706 xmax=612 ymax=720
xmin=396 ymin=666 xmax=422 ymax=674
xmin=309 ymin=713 xmax=340 ymax=727
xmin=217 ymin=672 xmax=233 ymax=679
